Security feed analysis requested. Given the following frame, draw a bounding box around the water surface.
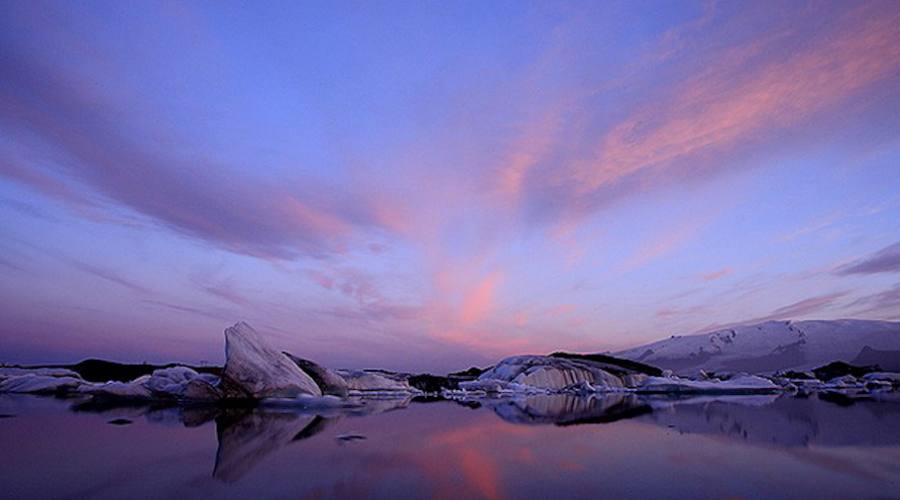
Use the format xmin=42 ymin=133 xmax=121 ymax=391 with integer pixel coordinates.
xmin=2 ymin=393 xmax=899 ymax=499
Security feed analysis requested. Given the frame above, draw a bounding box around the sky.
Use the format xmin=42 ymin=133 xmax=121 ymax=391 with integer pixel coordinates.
xmin=2 ymin=0 xmax=900 ymax=372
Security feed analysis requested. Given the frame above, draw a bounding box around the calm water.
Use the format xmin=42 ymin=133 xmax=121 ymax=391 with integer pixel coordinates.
xmin=2 ymin=393 xmax=899 ymax=499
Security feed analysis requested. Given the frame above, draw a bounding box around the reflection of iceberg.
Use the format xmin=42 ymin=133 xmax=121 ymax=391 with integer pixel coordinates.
xmin=489 ymin=394 xmax=651 ymax=426
xmin=68 ymin=398 xmax=222 ymax=427
xmin=213 ymin=409 xmax=336 ymax=482
xmin=644 ymin=393 xmax=900 ymax=446
xmin=343 ymin=395 xmax=413 ymax=416
xmin=484 ymin=392 xmax=900 ymax=448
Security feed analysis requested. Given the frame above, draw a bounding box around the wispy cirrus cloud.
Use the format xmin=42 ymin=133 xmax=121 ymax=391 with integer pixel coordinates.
xmin=66 ymin=260 xmax=152 ymax=295
xmin=7 ymin=237 xmax=152 ymax=295
xmin=845 ymin=283 xmax=900 ymax=320
xmin=765 ymin=291 xmax=851 ymax=320
xmin=506 ymin=2 xmax=900 ymax=227
xmin=2 ymin=1 xmax=899 ymax=368
xmin=0 ymin=158 xmax=94 ymax=210
xmin=835 ymin=242 xmax=900 ymax=275
xmin=701 ymin=267 xmax=732 ymax=282
xmin=458 ymin=271 xmax=504 ymax=327
xmin=198 ymin=281 xmax=253 ymax=308
xmin=0 ymin=46 xmax=402 ymax=261
xmin=696 ymin=291 xmax=851 ymax=332
xmin=306 ymin=267 xmax=422 ymax=322
xmin=619 ymin=214 xmax=718 ymax=273
xmin=141 ymin=299 xmax=232 ymax=323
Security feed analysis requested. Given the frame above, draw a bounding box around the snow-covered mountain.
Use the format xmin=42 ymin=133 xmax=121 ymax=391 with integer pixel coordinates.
xmin=615 ymin=319 xmax=900 ymax=374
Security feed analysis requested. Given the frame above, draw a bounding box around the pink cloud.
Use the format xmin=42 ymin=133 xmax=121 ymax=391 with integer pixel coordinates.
xmin=701 ymin=267 xmax=733 ymax=282
xmin=458 ymin=271 xmax=503 ymax=327
xmin=572 ymin=4 xmax=900 ymax=196
xmin=307 ymin=270 xmax=334 ymax=289
xmin=0 ymin=48 xmax=401 ymax=261
xmin=620 ymin=210 xmax=722 ymax=273
xmin=488 ymin=3 xmax=900 ymax=234
xmin=547 ymin=304 xmax=576 ymax=317
xmin=495 ymin=103 xmax=569 ymax=203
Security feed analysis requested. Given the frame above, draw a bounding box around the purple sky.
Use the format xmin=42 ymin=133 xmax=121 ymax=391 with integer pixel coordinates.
xmin=2 ymin=1 xmax=900 ymax=372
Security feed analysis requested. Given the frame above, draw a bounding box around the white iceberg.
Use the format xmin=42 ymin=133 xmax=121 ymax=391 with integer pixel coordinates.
xmin=220 ymin=322 xmax=321 ymax=399
xmin=0 ymin=367 xmax=81 ymax=379
xmin=147 ymin=366 xmax=221 ymax=400
xmin=469 ymin=355 xmax=629 ymax=393
xmin=78 ymin=367 xmax=221 ymax=400
xmin=862 ymin=372 xmax=900 ymax=384
xmin=0 ymin=374 xmax=84 ymax=393
xmin=637 ymin=374 xmax=780 ymax=394
xmin=336 ymin=369 xmax=414 ymax=393
xmin=824 ymin=374 xmax=862 ymax=389
xmin=282 ymin=353 xmax=349 ymax=397
xmin=79 ymin=376 xmax=153 ymax=398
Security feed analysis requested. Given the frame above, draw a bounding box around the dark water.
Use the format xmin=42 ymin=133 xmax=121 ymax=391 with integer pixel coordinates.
xmin=2 ymin=393 xmax=899 ymax=499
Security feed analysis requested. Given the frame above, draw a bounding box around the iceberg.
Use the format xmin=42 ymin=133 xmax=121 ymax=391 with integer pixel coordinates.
xmin=336 ymin=369 xmax=415 ymax=393
xmin=0 ymin=367 xmax=81 ymax=378
xmin=220 ymin=322 xmax=321 ymax=399
xmin=637 ymin=374 xmax=780 ymax=394
xmin=467 ymin=355 xmax=632 ymax=393
xmin=282 ymin=353 xmax=349 ymax=397
xmin=79 ymin=376 xmax=153 ymax=399
xmin=0 ymin=374 xmax=84 ymax=394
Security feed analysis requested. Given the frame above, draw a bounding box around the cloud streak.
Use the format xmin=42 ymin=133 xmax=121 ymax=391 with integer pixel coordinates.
xmin=846 ymin=283 xmax=900 ymax=320
xmin=695 ymin=291 xmax=852 ymax=333
xmin=509 ymin=3 xmax=900 ymax=226
xmin=835 ymin=242 xmax=900 ymax=275
xmin=0 ymin=45 xmax=398 ymax=261
xmin=701 ymin=267 xmax=732 ymax=282
xmin=1 ymin=2 xmax=899 ymax=367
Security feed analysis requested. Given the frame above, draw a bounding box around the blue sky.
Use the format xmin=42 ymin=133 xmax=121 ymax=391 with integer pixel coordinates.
xmin=2 ymin=0 xmax=900 ymax=371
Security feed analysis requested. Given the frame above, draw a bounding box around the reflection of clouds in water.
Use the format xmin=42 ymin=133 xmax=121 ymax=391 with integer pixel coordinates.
xmin=52 ymin=392 xmax=900 ymax=490
xmin=2 ymin=393 xmax=900 ymax=498
xmin=67 ymin=392 xmax=900 ymax=452
xmin=643 ymin=393 xmax=900 ymax=447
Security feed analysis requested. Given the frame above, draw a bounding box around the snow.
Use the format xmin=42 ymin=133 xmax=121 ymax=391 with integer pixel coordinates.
xmin=221 ymin=322 xmax=321 ymax=398
xmin=616 ymin=319 xmax=900 ymax=374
